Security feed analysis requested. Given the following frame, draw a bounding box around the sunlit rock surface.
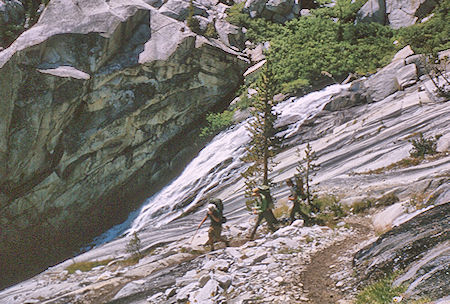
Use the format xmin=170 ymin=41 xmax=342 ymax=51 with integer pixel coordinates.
xmin=354 ymin=203 xmax=450 ymax=301
xmin=357 ymin=0 xmax=439 ymax=28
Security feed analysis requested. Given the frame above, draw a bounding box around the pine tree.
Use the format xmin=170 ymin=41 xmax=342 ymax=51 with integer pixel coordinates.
xmin=296 ymin=142 xmax=319 ymax=208
xmin=241 ymin=61 xmax=282 ymax=193
xmin=126 ymin=232 xmax=142 ymax=260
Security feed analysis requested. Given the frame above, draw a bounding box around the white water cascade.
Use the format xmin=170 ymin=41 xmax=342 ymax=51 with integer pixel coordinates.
xmin=93 ymin=83 xmax=349 ymax=245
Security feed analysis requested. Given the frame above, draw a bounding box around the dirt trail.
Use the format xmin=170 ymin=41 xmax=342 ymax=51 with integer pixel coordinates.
xmin=300 ymin=219 xmax=375 ymax=304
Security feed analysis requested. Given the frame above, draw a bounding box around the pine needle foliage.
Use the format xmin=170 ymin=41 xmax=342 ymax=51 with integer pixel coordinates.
xmin=296 ymin=142 xmax=319 ymax=207
xmin=241 ymin=61 xmax=282 ymax=193
xmin=126 ymin=231 xmax=142 ymax=260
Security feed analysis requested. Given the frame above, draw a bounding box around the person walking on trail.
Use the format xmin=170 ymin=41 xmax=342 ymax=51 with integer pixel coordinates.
xmin=286 ymin=178 xmax=311 ymax=225
xmin=197 ymin=199 xmax=229 ymax=251
xmin=249 ymin=185 xmax=278 ymax=240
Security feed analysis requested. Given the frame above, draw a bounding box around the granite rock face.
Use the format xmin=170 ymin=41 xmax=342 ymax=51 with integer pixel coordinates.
xmin=244 ymin=0 xmax=302 ymax=23
xmin=356 ymin=0 xmax=386 ymax=24
xmin=0 ymin=0 xmax=247 ymax=288
xmin=353 ymin=203 xmax=450 ymax=301
xmin=357 ymin=0 xmax=439 ymax=29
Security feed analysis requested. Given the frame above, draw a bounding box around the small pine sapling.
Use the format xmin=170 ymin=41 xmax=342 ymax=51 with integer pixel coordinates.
xmin=420 ymin=52 xmax=450 ymax=98
xmin=296 ymin=142 xmax=320 ymax=212
xmin=126 ymin=232 xmax=142 ymax=260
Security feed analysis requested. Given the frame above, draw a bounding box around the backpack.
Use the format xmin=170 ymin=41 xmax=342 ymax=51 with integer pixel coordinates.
xmin=210 ymin=198 xmax=227 ymax=223
xmin=258 ymin=186 xmax=274 ymax=209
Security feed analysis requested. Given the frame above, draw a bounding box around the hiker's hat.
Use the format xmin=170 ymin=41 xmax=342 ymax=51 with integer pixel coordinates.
xmin=207 ymin=204 xmax=216 ymax=212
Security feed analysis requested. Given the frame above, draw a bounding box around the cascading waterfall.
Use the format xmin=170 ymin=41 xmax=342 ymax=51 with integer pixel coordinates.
xmin=93 ymin=83 xmax=349 ymax=246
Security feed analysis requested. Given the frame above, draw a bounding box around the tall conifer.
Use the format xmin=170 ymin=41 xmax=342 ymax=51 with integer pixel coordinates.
xmin=241 ymin=61 xmax=282 ymax=193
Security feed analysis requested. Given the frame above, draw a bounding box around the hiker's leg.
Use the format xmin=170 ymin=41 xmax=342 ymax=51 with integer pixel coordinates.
xmin=263 ymin=210 xmax=277 ymax=232
xmin=299 ymin=209 xmax=312 ymax=226
xmin=266 ymin=209 xmax=279 ymax=225
xmin=289 ymin=202 xmax=297 ymax=224
xmin=207 ymin=227 xmax=216 ymax=250
xmin=217 ymin=226 xmax=229 ymax=246
xmin=250 ymin=214 xmax=263 ymax=240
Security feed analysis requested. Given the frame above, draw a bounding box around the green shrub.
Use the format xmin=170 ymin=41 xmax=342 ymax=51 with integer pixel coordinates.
xmin=312 ymin=0 xmax=368 ymax=24
xmin=356 ymin=274 xmax=406 ymax=304
xmin=204 ymin=22 xmax=218 ymax=38
xmin=200 ymin=110 xmax=235 ymax=138
xmin=396 ymin=1 xmax=450 ymax=54
xmin=281 ymin=78 xmax=310 ymax=95
xmin=1 ymin=0 xmax=51 ymax=48
xmin=268 ymin=16 xmax=396 ymax=86
xmin=226 ymin=2 xmax=284 ymax=43
xmin=351 ymin=198 xmax=374 ymax=214
xmin=377 ymin=193 xmax=399 ymax=207
xmin=226 ymin=2 xmax=249 ymax=27
xmin=313 ymin=194 xmax=347 ymax=226
xmin=233 ymin=94 xmax=253 ymax=110
xmin=226 ymin=0 xmax=402 ymax=91
xmin=409 ymin=133 xmax=437 ymax=158
xmin=187 ymin=0 xmax=201 ymax=34
xmin=0 ymin=24 xmax=24 ymax=48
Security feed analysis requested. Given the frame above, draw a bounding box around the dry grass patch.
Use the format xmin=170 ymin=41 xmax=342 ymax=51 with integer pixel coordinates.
xmin=273 ymin=200 xmax=291 ymax=219
xmin=355 ymin=153 xmax=448 ymax=175
xmin=66 ymin=259 xmax=113 ymax=274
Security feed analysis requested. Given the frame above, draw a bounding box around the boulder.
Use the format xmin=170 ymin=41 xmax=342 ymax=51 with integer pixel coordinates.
xmin=245 ymin=0 xmax=266 ymax=17
xmin=214 ymin=274 xmax=232 ymax=289
xmin=244 ymin=0 xmax=299 ymax=22
xmin=356 ymin=0 xmax=439 ymax=29
xmin=365 ymin=60 xmax=404 ymax=102
xmin=436 ymin=132 xmax=450 ymax=153
xmin=0 ymin=0 xmax=248 ymax=290
xmin=324 ymin=90 xmax=367 ymax=111
xmin=159 ymin=0 xmax=207 ymax=20
xmin=386 ymin=0 xmax=439 ymax=29
xmin=215 ymin=19 xmax=245 ymax=49
xmin=396 ymin=63 xmax=417 ymax=89
xmin=372 ymin=202 xmax=406 ymax=233
xmin=354 ymin=203 xmax=450 ymax=300
xmin=392 ymin=45 xmax=414 ymax=62
xmin=245 ymin=42 xmax=267 ymax=63
xmin=265 ymin=0 xmax=293 ymax=16
xmin=363 ymin=46 xmax=418 ymax=102
xmin=113 ymin=279 xmax=147 ymax=300
xmin=356 ymin=0 xmax=386 ymax=24
xmin=190 ymin=279 xmax=222 ymax=303
xmin=177 ymin=282 xmax=199 ymax=302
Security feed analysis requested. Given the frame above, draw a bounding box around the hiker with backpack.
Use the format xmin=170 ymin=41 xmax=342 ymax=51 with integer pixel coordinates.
xmin=286 ymin=177 xmax=312 ymax=225
xmin=197 ymin=198 xmax=229 ymax=251
xmin=249 ymin=185 xmax=278 ymax=240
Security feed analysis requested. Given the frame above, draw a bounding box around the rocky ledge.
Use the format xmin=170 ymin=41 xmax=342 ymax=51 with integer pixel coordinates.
xmin=354 ymin=202 xmax=450 ymax=302
xmin=0 ymin=218 xmax=364 ymax=304
xmin=2 ymin=201 xmax=448 ymax=304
